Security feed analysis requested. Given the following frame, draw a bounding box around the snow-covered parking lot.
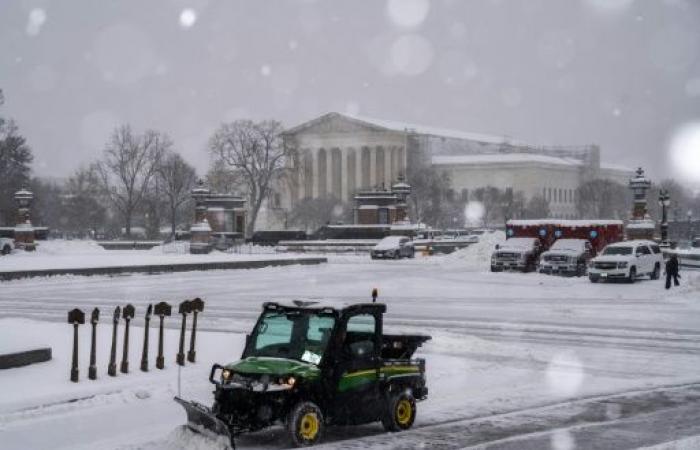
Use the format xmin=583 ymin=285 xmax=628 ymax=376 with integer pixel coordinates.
xmin=2 ymin=252 xmax=700 ymax=449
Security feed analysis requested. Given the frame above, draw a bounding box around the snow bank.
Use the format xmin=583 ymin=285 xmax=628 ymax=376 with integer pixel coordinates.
xmin=637 ymin=436 xmax=700 ymax=450
xmin=440 ymin=230 xmax=505 ymax=271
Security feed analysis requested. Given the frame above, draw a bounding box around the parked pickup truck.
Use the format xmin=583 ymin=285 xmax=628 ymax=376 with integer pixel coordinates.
xmin=538 ymin=238 xmax=593 ymax=276
xmin=175 ymin=299 xmax=430 ymax=447
xmin=490 ymin=237 xmax=543 ymax=272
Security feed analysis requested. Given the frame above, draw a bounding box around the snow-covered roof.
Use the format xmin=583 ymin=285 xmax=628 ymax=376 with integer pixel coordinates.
xmin=507 ymin=219 xmax=624 ymax=227
xmin=600 ymin=162 xmax=635 ymax=173
xmin=432 ymin=154 xmax=583 ymax=167
xmin=285 ymin=112 xmax=523 ymax=146
xmin=626 ymin=221 xmax=656 ymax=229
xmin=343 ymin=113 xmax=521 ymax=145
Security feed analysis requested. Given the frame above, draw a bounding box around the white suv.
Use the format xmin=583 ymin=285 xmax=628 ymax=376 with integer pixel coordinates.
xmin=588 ymin=240 xmax=663 ymax=283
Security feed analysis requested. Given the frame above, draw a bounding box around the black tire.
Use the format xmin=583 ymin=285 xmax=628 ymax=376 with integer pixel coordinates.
xmin=287 ymin=401 xmax=324 ymax=447
xmin=408 ymin=248 xmax=415 ymax=258
xmin=576 ymin=263 xmax=586 ymax=277
xmin=651 ymin=263 xmax=660 ymax=280
xmin=382 ymin=391 xmax=416 ymax=432
xmin=393 ymin=251 xmax=400 ymax=260
xmin=628 ymin=267 xmax=637 ymax=283
xmin=589 ymin=274 xmax=599 ymax=283
xmin=1 ymin=245 xmax=10 ymax=255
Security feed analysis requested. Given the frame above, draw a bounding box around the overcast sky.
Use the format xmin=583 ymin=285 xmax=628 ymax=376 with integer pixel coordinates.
xmin=1 ymin=0 xmax=699 ymax=182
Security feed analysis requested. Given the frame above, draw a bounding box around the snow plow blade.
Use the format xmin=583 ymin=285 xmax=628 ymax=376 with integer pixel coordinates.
xmin=174 ymin=397 xmax=232 ymax=443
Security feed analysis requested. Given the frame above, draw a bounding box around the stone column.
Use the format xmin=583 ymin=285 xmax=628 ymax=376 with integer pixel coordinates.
xmin=326 ymin=149 xmax=332 ymax=199
xmin=13 ymin=187 xmax=35 ymax=251
xmin=311 ymin=148 xmax=319 ymax=198
xmin=297 ymin=151 xmax=305 ymax=202
xmin=384 ymin=146 xmax=393 ymax=187
xmin=370 ymin=147 xmax=376 ymax=189
xmin=341 ymin=148 xmax=348 ymax=202
xmin=355 ymin=148 xmax=362 ymax=193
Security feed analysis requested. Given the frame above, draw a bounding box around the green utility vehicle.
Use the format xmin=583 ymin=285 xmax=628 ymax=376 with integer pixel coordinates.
xmin=175 ymin=300 xmax=430 ymax=447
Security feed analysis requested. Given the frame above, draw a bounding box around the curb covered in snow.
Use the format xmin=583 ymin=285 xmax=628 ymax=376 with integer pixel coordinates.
xmin=0 ymin=257 xmax=328 ymax=281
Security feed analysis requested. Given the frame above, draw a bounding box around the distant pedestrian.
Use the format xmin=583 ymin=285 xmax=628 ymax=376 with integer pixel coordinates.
xmin=665 ymin=254 xmax=680 ymax=290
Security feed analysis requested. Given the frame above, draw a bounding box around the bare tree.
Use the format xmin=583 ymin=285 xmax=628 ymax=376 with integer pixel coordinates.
xmin=524 ymin=194 xmax=550 ymax=219
xmin=576 ymin=179 xmax=629 ymax=219
xmin=157 ymin=151 xmax=197 ymax=236
xmin=209 ymin=120 xmax=289 ymax=234
xmin=96 ymin=125 xmax=167 ymax=238
xmin=63 ymin=165 xmax=107 ymax=236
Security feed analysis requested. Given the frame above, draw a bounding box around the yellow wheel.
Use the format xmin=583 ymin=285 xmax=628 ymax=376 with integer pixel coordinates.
xmin=382 ymin=392 xmax=416 ymax=432
xmin=396 ymin=399 xmax=412 ymax=426
xmin=299 ymin=412 xmax=319 ymax=440
xmin=288 ymin=401 xmax=324 ymax=447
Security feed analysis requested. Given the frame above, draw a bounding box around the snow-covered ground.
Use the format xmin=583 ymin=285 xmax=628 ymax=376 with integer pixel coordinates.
xmin=0 ymin=240 xmax=301 ymax=273
xmin=1 ymin=243 xmax=700 ymax=449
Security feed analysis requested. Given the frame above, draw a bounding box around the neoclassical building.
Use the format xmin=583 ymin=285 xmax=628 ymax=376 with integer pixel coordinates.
xmin=267 ymin=112 xmax=633 ymax=227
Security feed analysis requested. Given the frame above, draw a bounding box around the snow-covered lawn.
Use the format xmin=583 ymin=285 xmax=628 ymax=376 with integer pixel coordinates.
xmin=0 ymin=240 xmax=307 ymax=273
xmin=1 ymin=245 xmax=700 ymax=449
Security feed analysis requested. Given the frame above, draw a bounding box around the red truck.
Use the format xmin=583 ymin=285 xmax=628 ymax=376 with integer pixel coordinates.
xmin=505 ymin=220 xmax=624 ymax=255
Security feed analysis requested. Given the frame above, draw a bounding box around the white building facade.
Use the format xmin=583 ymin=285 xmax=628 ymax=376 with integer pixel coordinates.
xmin=265 ymin=112 xmax=633 ymax=228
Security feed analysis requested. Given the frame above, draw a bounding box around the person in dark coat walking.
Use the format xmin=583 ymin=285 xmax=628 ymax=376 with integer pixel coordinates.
xmin=665 ymin=254 xmax=680 ymax=289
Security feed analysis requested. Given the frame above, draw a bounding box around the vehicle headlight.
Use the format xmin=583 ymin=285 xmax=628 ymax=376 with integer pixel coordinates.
xmin=618 ymin=262 xmax=628 ymax=269
xmin=277 ymin=376 xmax=297 ymax=387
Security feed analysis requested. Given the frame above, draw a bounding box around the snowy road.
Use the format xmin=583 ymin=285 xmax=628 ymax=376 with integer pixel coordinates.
xmin=2 ymin=255 xmax=700 ymax=448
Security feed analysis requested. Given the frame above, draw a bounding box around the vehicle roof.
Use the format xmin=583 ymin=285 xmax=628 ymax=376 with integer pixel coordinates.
xmin=607 ymin=240 xmax=658 ymax=247
xmin=379 ymin=235 xmax=407 ymax=242
xmin=263 ymin=300 xmax=387 ymax=315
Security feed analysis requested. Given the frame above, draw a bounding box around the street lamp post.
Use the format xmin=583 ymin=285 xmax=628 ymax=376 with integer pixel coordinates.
xmin=688 ymin=210 xmax=694 ymax=242
xmin=658 ymin=189 xmax=670 ymax=245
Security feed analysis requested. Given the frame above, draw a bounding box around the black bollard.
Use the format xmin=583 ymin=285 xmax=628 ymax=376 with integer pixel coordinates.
xmin=154 ymin=302 xmax=172 ymax=370
xmin=108 ymin=306 xmax=121 ymax=376
xmin=176 ymin=300 xmax=192 ymax=366
xmin=68 ymin=308 xmax=85 ymax=382
xmin=120 ymin=304 xmax=135 ymax=374
xmin=140 ymin=304 xmax=153 ymax=372
xmin=88 ymin=308 xmax=100 ymax=380
xmin=187 ymin=298 xmax=205 ymax=363
xmin=372 ymin=288 xmax=378 ymax=303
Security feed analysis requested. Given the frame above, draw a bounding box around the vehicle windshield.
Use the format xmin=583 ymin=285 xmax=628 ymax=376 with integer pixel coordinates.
xmin=550 ymin=239 xmax=585 ymax=252
xmin=603 ymin=246 xmax=633 ymax=256
xmin=501 ymin=237 xmax=535 ymax=249
xmin=246 ymin=310 xmax=336 ymax=365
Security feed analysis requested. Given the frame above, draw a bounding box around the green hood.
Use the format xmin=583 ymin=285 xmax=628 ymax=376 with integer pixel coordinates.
xmin=226 ymin=357 xmax=320 ymax=379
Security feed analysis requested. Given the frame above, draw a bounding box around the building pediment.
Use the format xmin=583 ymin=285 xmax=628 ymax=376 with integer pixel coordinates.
xmin=284 ymin=112 xmax=392 ymax=136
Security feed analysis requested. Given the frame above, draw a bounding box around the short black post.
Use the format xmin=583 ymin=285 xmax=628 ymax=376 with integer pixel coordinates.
xmin=154 ymin=302 xmax=172 ymax=370
xmin=108 ymin=306 xmax=120 ymax=376
xmin=176 ymin=300 xmax=192 ymax=366
xmin=140 ymin=304 xmax=153 ymax=372
xmin=120 ymin=304 xmax=135 ymax=374
xmin=187 ymin=298 xmax=205 ymax=363
xmin=68 ymin=308 xmax=85 ymax=383
xmin=372 ymin=288 xmax=378 ymax=303
xmin=88 ymin=307 xmax=99 ymax=380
